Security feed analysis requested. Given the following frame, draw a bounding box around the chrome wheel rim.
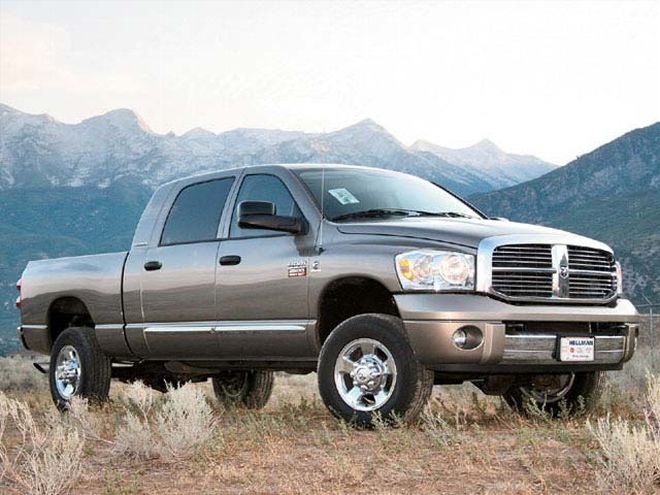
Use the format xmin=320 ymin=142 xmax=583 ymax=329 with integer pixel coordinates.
xmin=55 ymin=345 xmax=81 ymax=400
xmin=334 ymin=338 xmax=397 ymax=412
xmin=520 ymin=373 xmax=575 ymax=404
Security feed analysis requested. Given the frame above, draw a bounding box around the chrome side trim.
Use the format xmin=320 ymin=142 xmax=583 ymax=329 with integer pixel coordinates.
xmin=21 ymin=324 xmax=48 ymax=331
xmin=144 ymin=326 xmax=214 ymax=334
xmin=95 ymin=324 xmax=124 ymax=331
xmin=135 ymin=320 xmax=313 ymax=333
xmin=214 ymin=322 xmax=307 ymax=332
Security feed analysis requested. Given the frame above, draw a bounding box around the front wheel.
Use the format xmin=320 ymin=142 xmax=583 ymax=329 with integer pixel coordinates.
xmin=503 ymin=371 xmax=604 ymax=417
xmin=49 ymin=327 xmax=112 ymax=410
xmin=317 ymin=314 xmax=433 ymax=426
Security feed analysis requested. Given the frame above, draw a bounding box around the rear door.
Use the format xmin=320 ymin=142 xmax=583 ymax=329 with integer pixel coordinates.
xmin=133 ymin=177 xmax=234 ymax=359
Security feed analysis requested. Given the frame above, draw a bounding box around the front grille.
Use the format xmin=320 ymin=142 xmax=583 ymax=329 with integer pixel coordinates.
xmin=568 ymin=246 xmax=615 ymax=272
xmin=492 ymin=270 xmax=554 ymax=298
xmin=568 ymin=246 xmax=616 ymax=299
xmin=492 ymin=245 xmax=554 ymax=298
xmin=491 ymin=243 xmax=617 ymax=302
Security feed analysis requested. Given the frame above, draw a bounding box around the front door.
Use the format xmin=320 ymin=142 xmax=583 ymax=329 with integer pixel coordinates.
xmin=138 ymin=177 xmax=234 ymax=359
xmin=215 ymin=173 xmax=315 ymax=359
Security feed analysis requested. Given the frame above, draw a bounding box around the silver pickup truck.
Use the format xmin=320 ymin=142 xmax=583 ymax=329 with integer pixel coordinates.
xmin=17 ymin=164 xmax=638 ymax=424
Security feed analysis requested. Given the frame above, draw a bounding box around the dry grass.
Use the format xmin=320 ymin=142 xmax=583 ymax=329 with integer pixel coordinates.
xmin=0 ymin=392 xmax=85 ymax=495
xmin=0 ymin=317 xmax=657 ymax=494
xmin=586 ymin=374 xmax=660 ymax=494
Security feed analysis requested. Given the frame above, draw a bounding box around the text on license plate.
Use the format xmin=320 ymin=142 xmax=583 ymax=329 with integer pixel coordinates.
xmin=559 ymin=337 xmax=595 ymax=362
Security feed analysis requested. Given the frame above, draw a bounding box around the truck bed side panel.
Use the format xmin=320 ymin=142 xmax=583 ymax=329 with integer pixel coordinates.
xmin=20 ymin=251 xmax=129 ymax=353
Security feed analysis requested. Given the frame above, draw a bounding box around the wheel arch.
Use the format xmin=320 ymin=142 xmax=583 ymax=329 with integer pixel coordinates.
xmin=47 ymin=296 xmax=95 ymax=350
xmin=315 ymin=276 xmax=400 ymax=347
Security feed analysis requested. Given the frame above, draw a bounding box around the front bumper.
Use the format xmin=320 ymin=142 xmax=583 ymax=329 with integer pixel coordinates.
xmin=395 ymin=294 xmax=639 ymax=373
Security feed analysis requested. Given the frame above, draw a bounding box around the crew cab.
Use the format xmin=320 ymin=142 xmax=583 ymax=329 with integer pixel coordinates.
xmin=17 ymin=164 xmax=639 ymax=423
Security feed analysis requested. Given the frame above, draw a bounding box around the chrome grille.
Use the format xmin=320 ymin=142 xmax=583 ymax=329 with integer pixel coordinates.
xmin=492 ymin=245 xmax=554 ymax=298
xmin=568 ymin=246 xmax=617 ymax=298
xmin=568 ymin=246 xmax=615 ymax=272
xmin=492 ymin=244 xmax=553 ymax=269
xmin=490 ymin=243 xmax=617 ymax=302
xmin=492 ymin=271 xmax=553 ymax=298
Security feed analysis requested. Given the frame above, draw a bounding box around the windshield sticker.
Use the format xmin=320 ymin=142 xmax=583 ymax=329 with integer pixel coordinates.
xmin=328 ymin=188 xmax=360 ymax=205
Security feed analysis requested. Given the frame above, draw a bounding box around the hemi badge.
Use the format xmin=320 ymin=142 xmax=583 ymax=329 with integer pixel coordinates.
xmin=287 ymin=261 xmax=307 ymax=278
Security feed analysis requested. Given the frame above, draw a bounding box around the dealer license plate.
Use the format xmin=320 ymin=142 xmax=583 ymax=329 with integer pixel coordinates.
xmin=559 ymin=337 xmax=595 ymax=362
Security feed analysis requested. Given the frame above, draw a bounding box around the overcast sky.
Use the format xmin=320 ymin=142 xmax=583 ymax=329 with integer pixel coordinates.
xmin=1 ymin=0 xmax=658 ymax=164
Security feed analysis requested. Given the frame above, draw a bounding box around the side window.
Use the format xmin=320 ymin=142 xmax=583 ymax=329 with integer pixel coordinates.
xmin=230 ymin=174 xmax=300 ymax=238
xmin=160 ymin=178 xmax=234 ymax=246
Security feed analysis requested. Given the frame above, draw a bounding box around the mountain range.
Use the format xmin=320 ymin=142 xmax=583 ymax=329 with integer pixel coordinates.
xmin=0 ymin=103 xmax=556 ymax=195
xmin=411 ymin=139 xmax=556 ymax=190
xmin=472 ymin=122 xmax=660 ymax=305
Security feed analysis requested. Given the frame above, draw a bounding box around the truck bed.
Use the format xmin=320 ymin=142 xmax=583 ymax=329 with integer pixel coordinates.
xmin=20 ymin=251 xmax=128 ymax=331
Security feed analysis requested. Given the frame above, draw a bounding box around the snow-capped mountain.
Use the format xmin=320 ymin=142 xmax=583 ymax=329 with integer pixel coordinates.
xmin=0 ymin=104 xmax=554 ymax=195
xmin=411 ymin=138 xmax=557 ymax=189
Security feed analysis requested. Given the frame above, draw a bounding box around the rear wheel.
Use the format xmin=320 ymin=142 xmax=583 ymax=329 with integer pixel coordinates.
xmin=317 ymin=314 xmax=433 ymax=426
xmin=49 ymin=327 xmax=111 ymax=410
xmin=503 ymin=371 xmax=603 ymax=417
xmin=211 ymin=370 xmax=274 ymax=409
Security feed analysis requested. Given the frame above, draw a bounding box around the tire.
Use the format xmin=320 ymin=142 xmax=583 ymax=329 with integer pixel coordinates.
xmin=211 ymin=370 xmax=274 ymax=409
xmin=317 ymin=314 xmax=433 ymax=427
xmin=49 ymin=327 xmax=112 ymax=410
xmin=503 ymin=371 xmax=604 ymax=417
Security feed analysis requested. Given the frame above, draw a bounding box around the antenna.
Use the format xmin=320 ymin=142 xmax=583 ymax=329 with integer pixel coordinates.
xmin=317 ymin=166 xmax=325 ymax=253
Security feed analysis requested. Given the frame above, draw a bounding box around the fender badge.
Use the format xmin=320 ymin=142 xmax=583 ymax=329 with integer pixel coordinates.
xmin=287 ymin=261 xmax=308 ymax=278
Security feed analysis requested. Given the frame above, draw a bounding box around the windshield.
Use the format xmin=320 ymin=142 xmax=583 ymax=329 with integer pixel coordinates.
xmin=295 ymin=168 xmax=482 ymax=221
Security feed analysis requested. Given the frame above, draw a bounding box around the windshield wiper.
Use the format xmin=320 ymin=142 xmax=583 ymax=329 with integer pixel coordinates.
xmin=416 ymin=211 xmax=476 ymax=219
xmin=330 ymin=208 xmax=415 ymax=222
xmin=330 ymin=209 xmax=477 ymax=222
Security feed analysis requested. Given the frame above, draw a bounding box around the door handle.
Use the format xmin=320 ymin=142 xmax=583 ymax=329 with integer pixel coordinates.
xmin=219 ymin=255 xmax=241 ymax=266
xmin=144 ymin=261 xmax=162 ymax=271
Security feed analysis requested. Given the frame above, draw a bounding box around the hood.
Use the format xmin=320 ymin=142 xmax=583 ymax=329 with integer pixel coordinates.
xmin=336 ymin=217 xmax=593 ymax=248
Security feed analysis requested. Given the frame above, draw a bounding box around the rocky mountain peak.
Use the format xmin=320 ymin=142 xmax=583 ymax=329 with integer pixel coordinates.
xmin=468 ymin=138 xmax=501 ymax=152
xmin=182 ymin=127 xmax=216 ymax=139
xmin=82 ymin=108 xmax=153 ymax=133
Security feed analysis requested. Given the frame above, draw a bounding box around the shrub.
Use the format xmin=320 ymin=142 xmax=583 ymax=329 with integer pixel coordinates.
xmin=113 ymin=382 xmax=215 ymax=460
xmin=113 ymin=409 xmax=159 ymax=459
xmin=0 ymin=392 xmax=84 ymax=495
xmin=154 ymin=384 xmax=215 ymax=457
xmin=587 ymin=373 xmax=660 ymax=494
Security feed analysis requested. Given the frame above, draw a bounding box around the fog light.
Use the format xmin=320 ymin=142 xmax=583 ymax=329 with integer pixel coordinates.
xmin=451 ymin=325 xmax=484 ymax=350
xmin=452 ymin=329 xmax=468 ymax=348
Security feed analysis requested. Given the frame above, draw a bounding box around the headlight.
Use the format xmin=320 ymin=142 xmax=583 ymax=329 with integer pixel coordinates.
xmin=615 ymin=261 xmax=623 ymax=295
xmin=395 ymin=250 xmax=475 ymax=291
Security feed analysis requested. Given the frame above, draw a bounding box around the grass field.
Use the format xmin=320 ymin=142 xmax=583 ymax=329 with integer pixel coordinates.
xmin=1 ymin=318 xmax=658 ymax=495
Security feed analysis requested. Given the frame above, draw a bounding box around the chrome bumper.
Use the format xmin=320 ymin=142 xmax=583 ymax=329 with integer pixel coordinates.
xmin=395 ymin=294 xmax=639 ymax=369
xmin=502 ymin=333 xmax=628 ymax=365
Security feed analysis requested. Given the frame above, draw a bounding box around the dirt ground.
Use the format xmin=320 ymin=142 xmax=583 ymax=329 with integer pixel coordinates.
xmin=22 ymin=375 xmax=614 ymax=495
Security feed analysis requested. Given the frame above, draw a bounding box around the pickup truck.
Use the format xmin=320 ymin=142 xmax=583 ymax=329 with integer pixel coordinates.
xmin=17 ymin=164 xmax=639 ymax=424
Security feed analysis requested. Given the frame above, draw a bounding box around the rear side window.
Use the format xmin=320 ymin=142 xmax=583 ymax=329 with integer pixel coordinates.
xmin=229 ymin=174 xmax=300 ymax=238
xmin=160 ymin=178 xmax=234 ymax=245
